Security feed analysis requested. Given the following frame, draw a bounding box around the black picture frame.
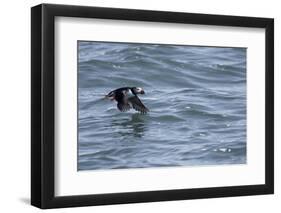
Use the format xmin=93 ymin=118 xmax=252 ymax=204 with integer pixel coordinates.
xmin=31 ymin=3 xmax=274 ymax=209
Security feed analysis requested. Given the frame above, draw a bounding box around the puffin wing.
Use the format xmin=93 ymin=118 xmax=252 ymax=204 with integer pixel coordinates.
xmin=128 ymin=96 xmax=149 ymax=113
xmin=117 ymin=101 xmax=131 ymax=112
xmin=115 ymin=90 xmax=131 ymax=112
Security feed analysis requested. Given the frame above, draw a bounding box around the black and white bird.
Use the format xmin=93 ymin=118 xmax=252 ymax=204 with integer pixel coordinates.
xmin=105 ymin=87 xmax=149 ymax=113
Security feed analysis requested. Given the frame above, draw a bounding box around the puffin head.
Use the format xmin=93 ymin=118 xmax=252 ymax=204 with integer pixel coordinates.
xmin=132 ymin=87 xmax=145 ymax=95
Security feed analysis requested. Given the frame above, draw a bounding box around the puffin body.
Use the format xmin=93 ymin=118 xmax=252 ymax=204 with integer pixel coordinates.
xmin=105 ymin=87 xmax=149 ymax=113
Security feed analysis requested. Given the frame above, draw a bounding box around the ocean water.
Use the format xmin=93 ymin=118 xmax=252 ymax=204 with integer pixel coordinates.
xmin=78 ymin=41 xmax=246 ymax=171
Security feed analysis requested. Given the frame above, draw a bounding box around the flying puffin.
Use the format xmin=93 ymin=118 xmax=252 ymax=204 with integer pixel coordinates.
xmin=105 ymin=87 xmax=149 ymax=113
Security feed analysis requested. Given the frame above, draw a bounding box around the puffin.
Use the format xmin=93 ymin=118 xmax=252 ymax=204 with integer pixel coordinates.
xmin=105 ymin=87 xmax=149 ymax=113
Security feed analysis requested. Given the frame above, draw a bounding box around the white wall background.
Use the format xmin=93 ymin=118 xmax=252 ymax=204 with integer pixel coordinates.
xmin=0 ymin=0 xmax=279 ymax=212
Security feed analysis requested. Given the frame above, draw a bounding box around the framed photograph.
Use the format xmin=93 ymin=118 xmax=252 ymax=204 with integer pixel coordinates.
xmin=31 ymin=3 xmax=274 ymax=209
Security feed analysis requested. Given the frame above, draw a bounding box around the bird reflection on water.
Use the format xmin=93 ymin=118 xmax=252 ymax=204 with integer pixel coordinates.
xmin=111 ymin=114 xmax=147 ymax=139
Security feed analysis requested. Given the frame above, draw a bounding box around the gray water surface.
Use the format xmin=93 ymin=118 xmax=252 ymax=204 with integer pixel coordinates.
xmin=78 ymin=41 xmax=246 ymax=171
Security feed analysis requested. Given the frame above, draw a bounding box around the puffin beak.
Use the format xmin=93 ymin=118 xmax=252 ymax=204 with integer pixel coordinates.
xmin=141 ymin=90 xmax=145 ymax=94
